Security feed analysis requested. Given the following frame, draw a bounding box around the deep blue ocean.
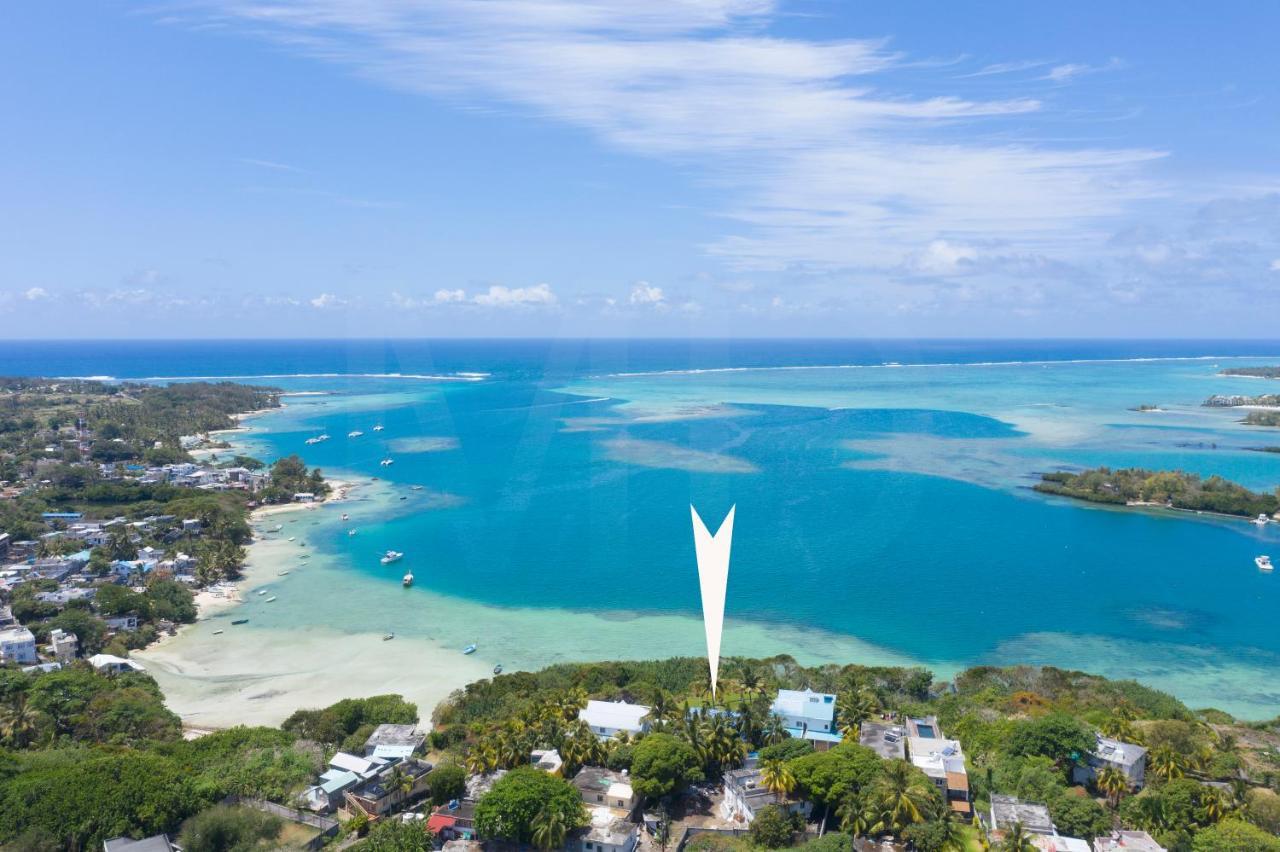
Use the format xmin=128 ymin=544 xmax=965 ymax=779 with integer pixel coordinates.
xmin=9 ymin=339 xmax=1280 ymax=715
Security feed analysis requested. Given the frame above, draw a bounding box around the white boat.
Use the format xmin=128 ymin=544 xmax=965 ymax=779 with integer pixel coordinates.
xmin=348 ymin=430 xmax=364 ymax=438
xmin=278 ymin=570 xmax=290 ymax=576
xmin=373 ymin=425 xmax=384 ymax=432
xmin=265 ymin=596 xmax=277 ymax=603
xmin=272 ymin=524 xmax=283 ymax=532
xmin=318 ymin=434 xmax=330 ymax=441
xmin=380 ymin=550 xmax=404 ymax=565
xmin=1253 ymin=514 xmax=1270 ymax=526
xmin=256 ymin=589 xmax=268 ymax=596
xmin=402 ymin=572 xmax=414 ymax=587
xmin=383 ymin=632 xmax=395 ymax=641
xmin=411 ymin=485 xmax=424 ymax=491
xmin=380 ymin=458 xmax=395 ymax=466
xmin=341 ymin=513 xmax=349 ymax=521
xmin=212 ymin=629 xmax=224 ymax=635
xmin=462 ymin=643 xmax=477 ymax=655
xmin=1257 ymin=555 xmax=1274 ymax=572
xmin=348 ymin=529 xmax=357 ymax=536
xmin=287 ymin=536 xmax=296 ymax=542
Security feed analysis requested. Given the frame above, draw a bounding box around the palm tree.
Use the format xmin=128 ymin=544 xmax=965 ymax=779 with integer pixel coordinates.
xmin=531 ymin=804 xmax=569 ymax=851
xmin=655 ymin=806 xmax=672 ymax=852
xmin=760 ymin=758 xmax=797 ymax=797
xmin=929 ymin=809 xmax=968 ymax=852
xmin=737 ymin=666 xmax=766 ymax=699
xmin=1149 ymin=744 xmax=1186 ymax=782
xmin=1128 ymin=795 xmax=1170 ymax=835
xmin=386 ymin=765 xmax=415 ymax=810
xmin=869 ymin=760 xmax=934 ymax=833
xmin=1095 ymin=766 xmax=1129 ymax=807
xmin=1202 ymin=788 xmax=1235 ymax=824
xmin=1099 ymin=715 xmax=1139 ymax=745
xmin=466 ymin=742 xmax=496 ymax=774
xmin=998 ymin=823 xmax=1037 ymax=852
xmin=836 ymin=793 xmax=872 ymax=837
xmin=838 ymin=688 xmax=877 ymax=739
xmin=0 ymin=694 xmax=39 ymax=749
xmin=761 ymin=714 xmax=788 ymax=745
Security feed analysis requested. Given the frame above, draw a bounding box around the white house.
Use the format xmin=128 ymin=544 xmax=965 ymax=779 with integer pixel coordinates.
xmin=573 ymin=766 xmax=638 ymax=814
xmin=89 ymin=653 xmax=146 ymax=674
xmin=1092 ymin=830 xmax=1166 ymax=852
xmin=907 ymin=735 xmax=971 ymax=817
xmin=293 ymin=492 xmax=316 ymax=503
xmin=1072 ymin=733 xmax=1147 ymax=790
xmin=579 ymin=807 xmax=639 ymax=852
xmin=721 ymin=767 xmax=812 ymax=824
xmin=48 ymin=628 xmax=78 ymax=662
xmin=0 ymin=625 xmax=38 ymax=664
xmin=770 ymin=689 xmax=842 ymax=749
xmin=578 ymin=700 xmax=650 ymax=740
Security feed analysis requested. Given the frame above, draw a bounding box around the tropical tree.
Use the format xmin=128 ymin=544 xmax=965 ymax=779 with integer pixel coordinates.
xmin=837 ymin=688 xmax=878 ymax=739
xmin=0 ymin=693 xmax=41 ymax=749
xmin=1150 ymin=744 xmax=1186 ymax=782
xmin=901 ymin=809 xmax=968 ymax=852
xmin=1096 ymin=766 xmax=1129 ymax=807
xmin=998 ymin=822 xmax=1038 ymax=852
xmin=760 ymin=758 xmax=797 ymax=797
xmin=531 ymin=803 xmax=569 ymax=851
xmin=867 ymin=760 xmax=936 ymax=833
xmin=837 ymin=793 xmax=873 ymax=838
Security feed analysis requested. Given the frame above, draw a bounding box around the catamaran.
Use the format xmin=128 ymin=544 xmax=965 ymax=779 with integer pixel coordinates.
xmin=380 ymin=550 xmax=404 ymax=565
xmin=373 ymin=425 xmax=384 ymax=432
xmin=380 ymin=458 xmax=394 ymax=466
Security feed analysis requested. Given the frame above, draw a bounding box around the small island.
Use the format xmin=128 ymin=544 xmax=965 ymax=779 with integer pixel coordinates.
xmin=1035 ymin=466 xmax=1279 ymax=519
xmin=1203 ymin=393 xmax=1280 ymax=408
xmin=1220 ymin=365 xmax=1280 ymax=379
xmin=1245 ymin=410 xmax=1280 ymax=428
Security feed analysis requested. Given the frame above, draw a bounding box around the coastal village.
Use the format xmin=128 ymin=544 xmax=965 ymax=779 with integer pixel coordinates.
xmin=3 ymin=376 xmax=1280 ymax=851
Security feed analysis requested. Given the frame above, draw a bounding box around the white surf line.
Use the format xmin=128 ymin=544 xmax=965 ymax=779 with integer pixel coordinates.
xmin=691 ymin=504 xmax=735 ymax=699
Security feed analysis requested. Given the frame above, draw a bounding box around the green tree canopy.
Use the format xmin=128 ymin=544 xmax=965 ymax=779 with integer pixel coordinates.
xmin=630 ymin=733 xmax=705 ymax=800
xmin=177 ymin=804 xmax=282 ymax=852
xmin=788 ymin=743 xmax=884 ymax=807
xmin=473 ymin=767 xmax=585 ymax=844
xmin=1005 ymin=713 xmax=1095 ymax=765
xmin=747 ymin=805 xmax=797 ymax=849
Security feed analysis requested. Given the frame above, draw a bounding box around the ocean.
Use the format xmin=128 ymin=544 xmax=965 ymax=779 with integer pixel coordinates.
xmin=9 ymin=339 xmax=1280 ymax=719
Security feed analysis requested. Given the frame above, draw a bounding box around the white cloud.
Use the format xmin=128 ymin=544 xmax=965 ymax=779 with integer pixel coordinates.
xmin=911 ymin=240 xmax=979 ymax=275
xmin=471 ymin=283 xmax=557 ymax=307
xmin=24 ymin=287 xmax=48 ymax=301
xmin=1270 ymin=259 xmax=1280 ymax=272
xmin=239 ymin=157 xmax=304 ymax=173
xmin=1043 ymin=58 xmax=1122 ymax=83
xmin=434 ymin=288 xmax=467 ymax=303
xmin=629 ymin=282 xmax=665 ymax=305
xmin=310 ymin=293 xmax=346 ymax=308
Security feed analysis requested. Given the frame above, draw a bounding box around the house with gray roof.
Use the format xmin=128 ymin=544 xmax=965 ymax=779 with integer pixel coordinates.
xmin=1072 ymin=733 xmax=1147 ymax=790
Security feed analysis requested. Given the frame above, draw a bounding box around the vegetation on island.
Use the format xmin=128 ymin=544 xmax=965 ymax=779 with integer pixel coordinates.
xmin=1245 ymin=410 xmax=1280 ymax=428
xmin=1035 ymin=467 xmax=1280 ymax=518
xmin=1220 ymin=366 xmax=1280 ymax=379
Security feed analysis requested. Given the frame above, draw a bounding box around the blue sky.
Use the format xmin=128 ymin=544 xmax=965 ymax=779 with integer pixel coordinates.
xmin=2 ymin=1 xmax=1279 ymax=337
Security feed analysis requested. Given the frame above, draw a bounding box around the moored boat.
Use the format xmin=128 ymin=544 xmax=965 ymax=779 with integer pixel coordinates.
xmin=463 ymin=643 xmax=477 ymax=655
xmin=383 ymin=632 xmax=395 ymax=641
xmin=231 ymin=619 xmax=249 ymax=625
xmin=1257 ymin=555 xmax=1273 ymax=571
xmin=493 ymin=664 xmax=503 ymax=675
xmin=402 ymin=572 xmax=414 ymax=587
xmin=380 ymin=550 xmax=404 ymax=565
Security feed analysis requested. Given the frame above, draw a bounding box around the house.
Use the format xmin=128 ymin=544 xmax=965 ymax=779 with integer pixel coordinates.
xmin=344 ymin=758 xmax=433 ymax=817
xmin=1032 ymin=838 xmax=1090 ymax=852
xmin=573 ymin=766 xmax=639 ymax=815
xmin=363 ymin=723 xmax=426 ymax=760
xmin=859 ymin=721 xmax=907 ymax=760
xmin=300 ymin=769 xmax=362 ymax=812
xmin=105 ymin=615 xmax=140 ymax=632
xmin=35 ymin=587 xmax=96 ymax=606
xmin=0 ymin=605 xmax=16 ymax=628
xmin=906 ymin=715 xmax=944 ymax=739
xmin=770 ymin=689 xmax=842 ymax=750
xmin=182 ymin=518 xmax=202 ymax=534
xmin=429 ymin=799 xmax=478 ymax=842
xmin=48 ymin=627 xmax=78 ymax=662
xmin=293 ymin=492 xmax=316 ymax=503
xmin=578 ymin=807 xmax=639 ymax=852
xmin=906 ymin=735 xmax=971 ymax=817
xmin=1072 ymin=734 xmax=1147 ymax=790
xmin=532 ymin=748 xmax=564 ymax=773
xmin=1092 ymin=830 xmax=1166 ymax=852
xmin=0 ymin=625 xmax=38 ymax=664
xmin=329 ymin=750 xmax=388 ymax=780
xmin=101 ymin=835 xmax=178 ymax=852
xmin=579 ymin=700 xmax=651 ymax=740
xmin=989 ymin=794 xmax=1055 ymax=836
xmin=89 ymin=653 xmax=146 ymax=674
xmin=720 ymin=766 xmax=812 ymax=824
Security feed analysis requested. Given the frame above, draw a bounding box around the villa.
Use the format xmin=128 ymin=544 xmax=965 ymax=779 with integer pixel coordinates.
xmin=0 ymin=624 xmax=37 ymax=664
xmin=720 ymin=766 xmax=812 ymax=824
xmin=343 ymin=757 xmax=433 ymax=817
xmin=573 ymin=766 xmax=638 ymax=815
xmin=532 ymin=748 xmax=564 ymax=773
xmin=89 ymin=653 xmax=146 ymax=674
xmin=906 ymin=732 xmax=971 ymax=816
xmin=578 ymin=807 xmax=639 ymax=852
xmin=578 ymin=699 xmax=651 ymax=740
xmin=363 ymin=723 xmax=425 ymax=760
xmin=1072 ymin=733 xmax=1147 ymax=790
xmin=770 ymin=688 xmax=842 ymax=750
xmin=989 ymin=794 xmax=1056 ymax=836
xmin=1092 ymin=830 xmax=1167 ymax=852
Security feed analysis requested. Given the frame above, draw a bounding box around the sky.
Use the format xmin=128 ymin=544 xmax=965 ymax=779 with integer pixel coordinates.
xmin=2 ymin=1 xmax=1279 ymax=338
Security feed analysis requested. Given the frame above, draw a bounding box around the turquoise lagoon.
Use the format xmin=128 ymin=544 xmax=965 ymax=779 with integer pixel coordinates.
xmin=12 ymin=340 xmax=1280 ymax=717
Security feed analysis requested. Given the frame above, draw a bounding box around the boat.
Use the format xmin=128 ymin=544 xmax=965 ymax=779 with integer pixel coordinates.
xmin=341 ymin=512 xmax=349 ymax=521
xmin=256 ymin=589 xmax=268 ymax=596
xmin=212 ymin=629 xmax=224 ymax=635
xmin=278 ymin=570 xmax=290 ymax=576
xmin=383 ymin=632 xmax=395 ymax=641
xmin=1253 ymin=514 xmax=1270 ymax=526
xmin=265 ymin=596 xmax=277 ymax=603
xmin=380 ymin=458 xmax=395 ymax=466
xmin=348 ymin=430 xmax=364 ymax=438
xmin=380 ymin=550 xmax=404 ymax=565
xmin=1257 ymin=555 xmax=1274 ymax=571
xmin=402 ymin=572 xmax=414 ymax=587
xmin=272 ymin=524 xmax=283 ymax=532
xmin=231 ymin=619 xmax=249 ymax=625
xmin=399 ymin=495 xmax=407 ymax=501
xmin=373 ymin=425 xmax=384 ymax=431
xmin=462 ymin=643 xmax=477 ymax=655
xmin=299 ymin=554 xmax=310 ymax=560
xmin=411 ymin=485 xmax=424 ymax=491
xmin=287 ymin=536 xmax=296 ymax=542
xmin=348 ymin=529 xmax=358 ymax=536
xmin=493 ymin=664 xmax=503 ymax=675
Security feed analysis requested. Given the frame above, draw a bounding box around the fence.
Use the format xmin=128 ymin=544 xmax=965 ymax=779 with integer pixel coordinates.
xmin=224 ymin=796 xmax=340 ymax=849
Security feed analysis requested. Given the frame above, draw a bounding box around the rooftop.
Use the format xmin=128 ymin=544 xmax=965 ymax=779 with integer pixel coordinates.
xmin=906 ymin=736 xmax=966 ymax=781
xmin=584 ymin=806 xmax=638 ymax=846
xmin=771 ymin=689 xmax=835 ymax=724
xmin=990 ymin=794 xmax=1055 ymax=835
xmin=860 ymin=722 xmax=907 ymax=760
xmin=580 ymin=699 xmax=650 ymax=731
xmin=1092 ymin=830 xmax=1167 ymax=852
xmin=574 ymin=765 xmax=630 ymax=796
xmin=102 ymin=836 xmax=176 ymax=852
xmin=1093 ymin=734 xmax=1147 ymax=768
